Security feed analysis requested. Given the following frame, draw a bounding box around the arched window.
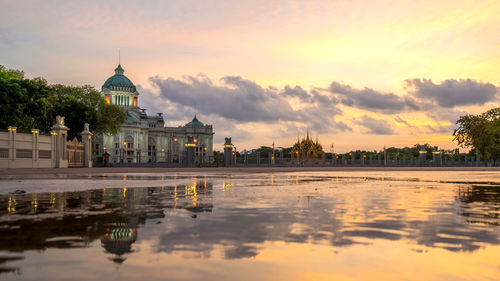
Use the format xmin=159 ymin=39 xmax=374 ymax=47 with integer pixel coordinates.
xmin=124 ymin=135 xmax=134 ymax=150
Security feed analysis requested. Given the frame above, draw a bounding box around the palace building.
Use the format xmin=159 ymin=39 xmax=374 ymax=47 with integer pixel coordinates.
xmin=93 ymin=64 xmax=214 ymax=164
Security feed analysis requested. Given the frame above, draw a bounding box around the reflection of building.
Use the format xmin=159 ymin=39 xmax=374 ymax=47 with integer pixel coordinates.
xmin=0 ymin=183 xmax=214 ymax=266
xmin=291 ymin=132 xmax=325 ymax=163
xmin=94 ymin=64 xmax=214 ymax=164
xmin=101 ymin=221 xmax=138 ymax=264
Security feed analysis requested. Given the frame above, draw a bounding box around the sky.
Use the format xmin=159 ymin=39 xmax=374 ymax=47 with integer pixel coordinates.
xmin=1 ymin=0 xmax=499 ymax=152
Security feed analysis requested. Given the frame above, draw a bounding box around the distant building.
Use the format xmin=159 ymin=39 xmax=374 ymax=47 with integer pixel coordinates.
xmin=291 ymin=132 xmax=325 ymax=163
xmin=94 ymin=64 xmax=214 ymax=164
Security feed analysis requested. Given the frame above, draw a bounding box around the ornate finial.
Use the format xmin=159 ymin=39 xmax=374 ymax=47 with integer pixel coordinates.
xmin=56 ymin=116 xmax=64 ymax=126
xmin=52 ymin=115 xmax=68 ymax=130
xmin=84 ymin=123 xmax=90 ymax=132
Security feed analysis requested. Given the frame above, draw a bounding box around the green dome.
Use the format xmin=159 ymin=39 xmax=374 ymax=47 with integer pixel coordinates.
xmin=186 ymin=115 xmax=205 ymax=126
xmin=102 ymin=64 xmax=137 ymax=92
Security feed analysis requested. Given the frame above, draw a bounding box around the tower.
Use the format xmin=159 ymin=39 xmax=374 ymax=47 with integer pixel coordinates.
xmin=101 ymin=64 xmax=139 ymax=107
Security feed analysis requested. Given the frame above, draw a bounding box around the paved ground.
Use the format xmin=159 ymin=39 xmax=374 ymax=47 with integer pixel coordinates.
xmin=0 ymin=166 xmax=498 ymax=178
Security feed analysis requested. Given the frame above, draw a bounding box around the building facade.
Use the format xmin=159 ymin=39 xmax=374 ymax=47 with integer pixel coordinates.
xmin=94 ymin=64 xmax=214 ymax=164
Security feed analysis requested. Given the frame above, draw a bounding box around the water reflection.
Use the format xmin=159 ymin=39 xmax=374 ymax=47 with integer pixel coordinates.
xmin=0 ymin=175 xmax=499 ymax=279
xmin=0 ymin=181 xmax=213 ymax=269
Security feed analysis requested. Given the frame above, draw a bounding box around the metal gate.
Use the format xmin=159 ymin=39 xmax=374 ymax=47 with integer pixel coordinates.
xmin=67 ymin=138 xmax=84 ymax=167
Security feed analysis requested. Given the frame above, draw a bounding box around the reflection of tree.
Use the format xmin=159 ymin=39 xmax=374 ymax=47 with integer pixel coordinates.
xmin=0 ymin=256 xmax=22 ymax=275
xmin=457 ymin=185 xmax=500 ymax=225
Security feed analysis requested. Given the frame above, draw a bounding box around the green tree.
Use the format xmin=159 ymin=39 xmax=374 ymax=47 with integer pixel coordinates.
xmin=453 ymin=108 xmax=500 ymax=166
xmin=0 ymin=67 xmax=55 ymax=132
xmin=0 ymin=65 xmax=126 ymax=139
xmin=50 ymin=84 xmax=126 ymax=139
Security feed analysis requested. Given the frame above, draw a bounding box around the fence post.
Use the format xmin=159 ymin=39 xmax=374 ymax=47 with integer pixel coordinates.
xmin=81 ymin=123 xmax=93 ymax=168
xmin=419 ymin=146 xmax=426 ymax=167
xmin=31 ymin=129 xmax=39 ymax=168
xmin=7 ymin=126 xmax=16 ymax=168
xmin=223 ymin=137 xmax=234 ymax=167
xmin=51 ymin=116 xmax=69 ymax=168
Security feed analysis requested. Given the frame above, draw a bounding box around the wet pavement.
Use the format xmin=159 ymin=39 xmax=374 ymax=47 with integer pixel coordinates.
xmin=0 ymin=171 xmax=499 ymax=280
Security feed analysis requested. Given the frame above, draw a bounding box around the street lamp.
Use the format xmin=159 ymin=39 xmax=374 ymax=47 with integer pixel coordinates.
xmin=170 ymin=136 xmax=178 ymax=164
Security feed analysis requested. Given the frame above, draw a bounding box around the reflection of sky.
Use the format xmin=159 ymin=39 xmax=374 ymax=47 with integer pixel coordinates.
xmin=0 ymin=173 xmax=500 ymax=279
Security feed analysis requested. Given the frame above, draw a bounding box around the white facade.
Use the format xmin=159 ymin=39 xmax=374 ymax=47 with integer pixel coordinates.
xmin=94 ymin=65 xmax=214 ymax=164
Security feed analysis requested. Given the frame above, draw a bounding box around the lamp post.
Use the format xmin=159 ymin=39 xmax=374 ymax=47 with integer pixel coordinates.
xmin=194 ymin=137 xmax=198 ymax=165
xmin=330 ymin=144 xmax=334 ymax=165
xmin=383 ymin=147 xmax=387 ymax=167
xmin=203 ymin=146 xmax=207 ymax=165
xmin=123 ymin=141 xmax=127 ymax=163
xmin=170 ymin=136 xmax=178 ymax=164
xmin=271 ymin=142 xmax=275 ymax=165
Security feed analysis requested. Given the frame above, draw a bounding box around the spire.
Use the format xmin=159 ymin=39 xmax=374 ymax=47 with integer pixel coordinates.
xmin=306 ymin=129 xmax=310 ymax=140
xmin=115 ymin=64 xmax=124 ymax=75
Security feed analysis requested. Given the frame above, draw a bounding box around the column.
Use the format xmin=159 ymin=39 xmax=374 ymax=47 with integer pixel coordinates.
xmin=223 ymin=137 xmax=234 ymax=167
xmin=419 ymin=146 xmax=426 ymax=167
xmin=51 ymin=116 xmax=69 ymax=168
xmin=7 ymin=126 xmax=16 ymax=168
xmin=432 ymin=146 xmax=440 ymax=167
xmin=81 ymin=123 xmax=93 ymax=168
xmin=31 ymin=129 xmax=39 ymax=168
xmin=184 ymin=136 xmax=196 ymax=167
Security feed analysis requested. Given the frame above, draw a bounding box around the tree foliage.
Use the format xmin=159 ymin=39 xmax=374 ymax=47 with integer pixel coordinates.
xmin=453 ymin=108 xmax=500 ymax=165
xmin=0 ymin=65 xmax=126 ymax=139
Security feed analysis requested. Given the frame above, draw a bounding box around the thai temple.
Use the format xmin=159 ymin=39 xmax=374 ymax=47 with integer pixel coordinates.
xmin=291 ymin=132 xmax=325 ymax=163
xmin=93 ymin=64 xmax=214 ymax=164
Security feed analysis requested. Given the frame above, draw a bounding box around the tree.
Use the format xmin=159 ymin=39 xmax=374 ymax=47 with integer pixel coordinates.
xmin=0 ymin=67 xmax=56 ymax=132
xmin=50 ymin=84 xmax=126 ymax=139
xmin=0 ymin=65 xmax=126 ymax=139
xmin=453 ymin=108 xmax=500 ymax=166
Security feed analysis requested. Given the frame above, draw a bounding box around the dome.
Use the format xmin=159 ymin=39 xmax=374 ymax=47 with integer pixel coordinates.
xmin=186 ymin=115 xmax=205 ymax=126
xmin=102 ymin=64 xmax=137 ymax=92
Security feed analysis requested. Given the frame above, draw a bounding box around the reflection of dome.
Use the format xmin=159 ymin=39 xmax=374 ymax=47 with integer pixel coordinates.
xmin=100 ymin=222 xmax=137 ymax=264
xmin=102 ymin=64 xmax=137 ymax=92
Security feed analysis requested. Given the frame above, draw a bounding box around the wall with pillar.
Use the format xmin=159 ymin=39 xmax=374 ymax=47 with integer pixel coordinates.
xmin=0 ymin=116 xmax=93 ymax=169
xmin=0 ymin=128 xmax=56 ymax=168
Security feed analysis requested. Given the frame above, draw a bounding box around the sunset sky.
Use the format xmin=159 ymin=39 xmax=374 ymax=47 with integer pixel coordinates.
xmin=1 ymin=0 xmax=499 ymax=151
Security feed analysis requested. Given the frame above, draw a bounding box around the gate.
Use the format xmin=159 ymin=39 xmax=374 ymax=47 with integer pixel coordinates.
xmin=67 ymin=138 xmax=84 ymax=167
